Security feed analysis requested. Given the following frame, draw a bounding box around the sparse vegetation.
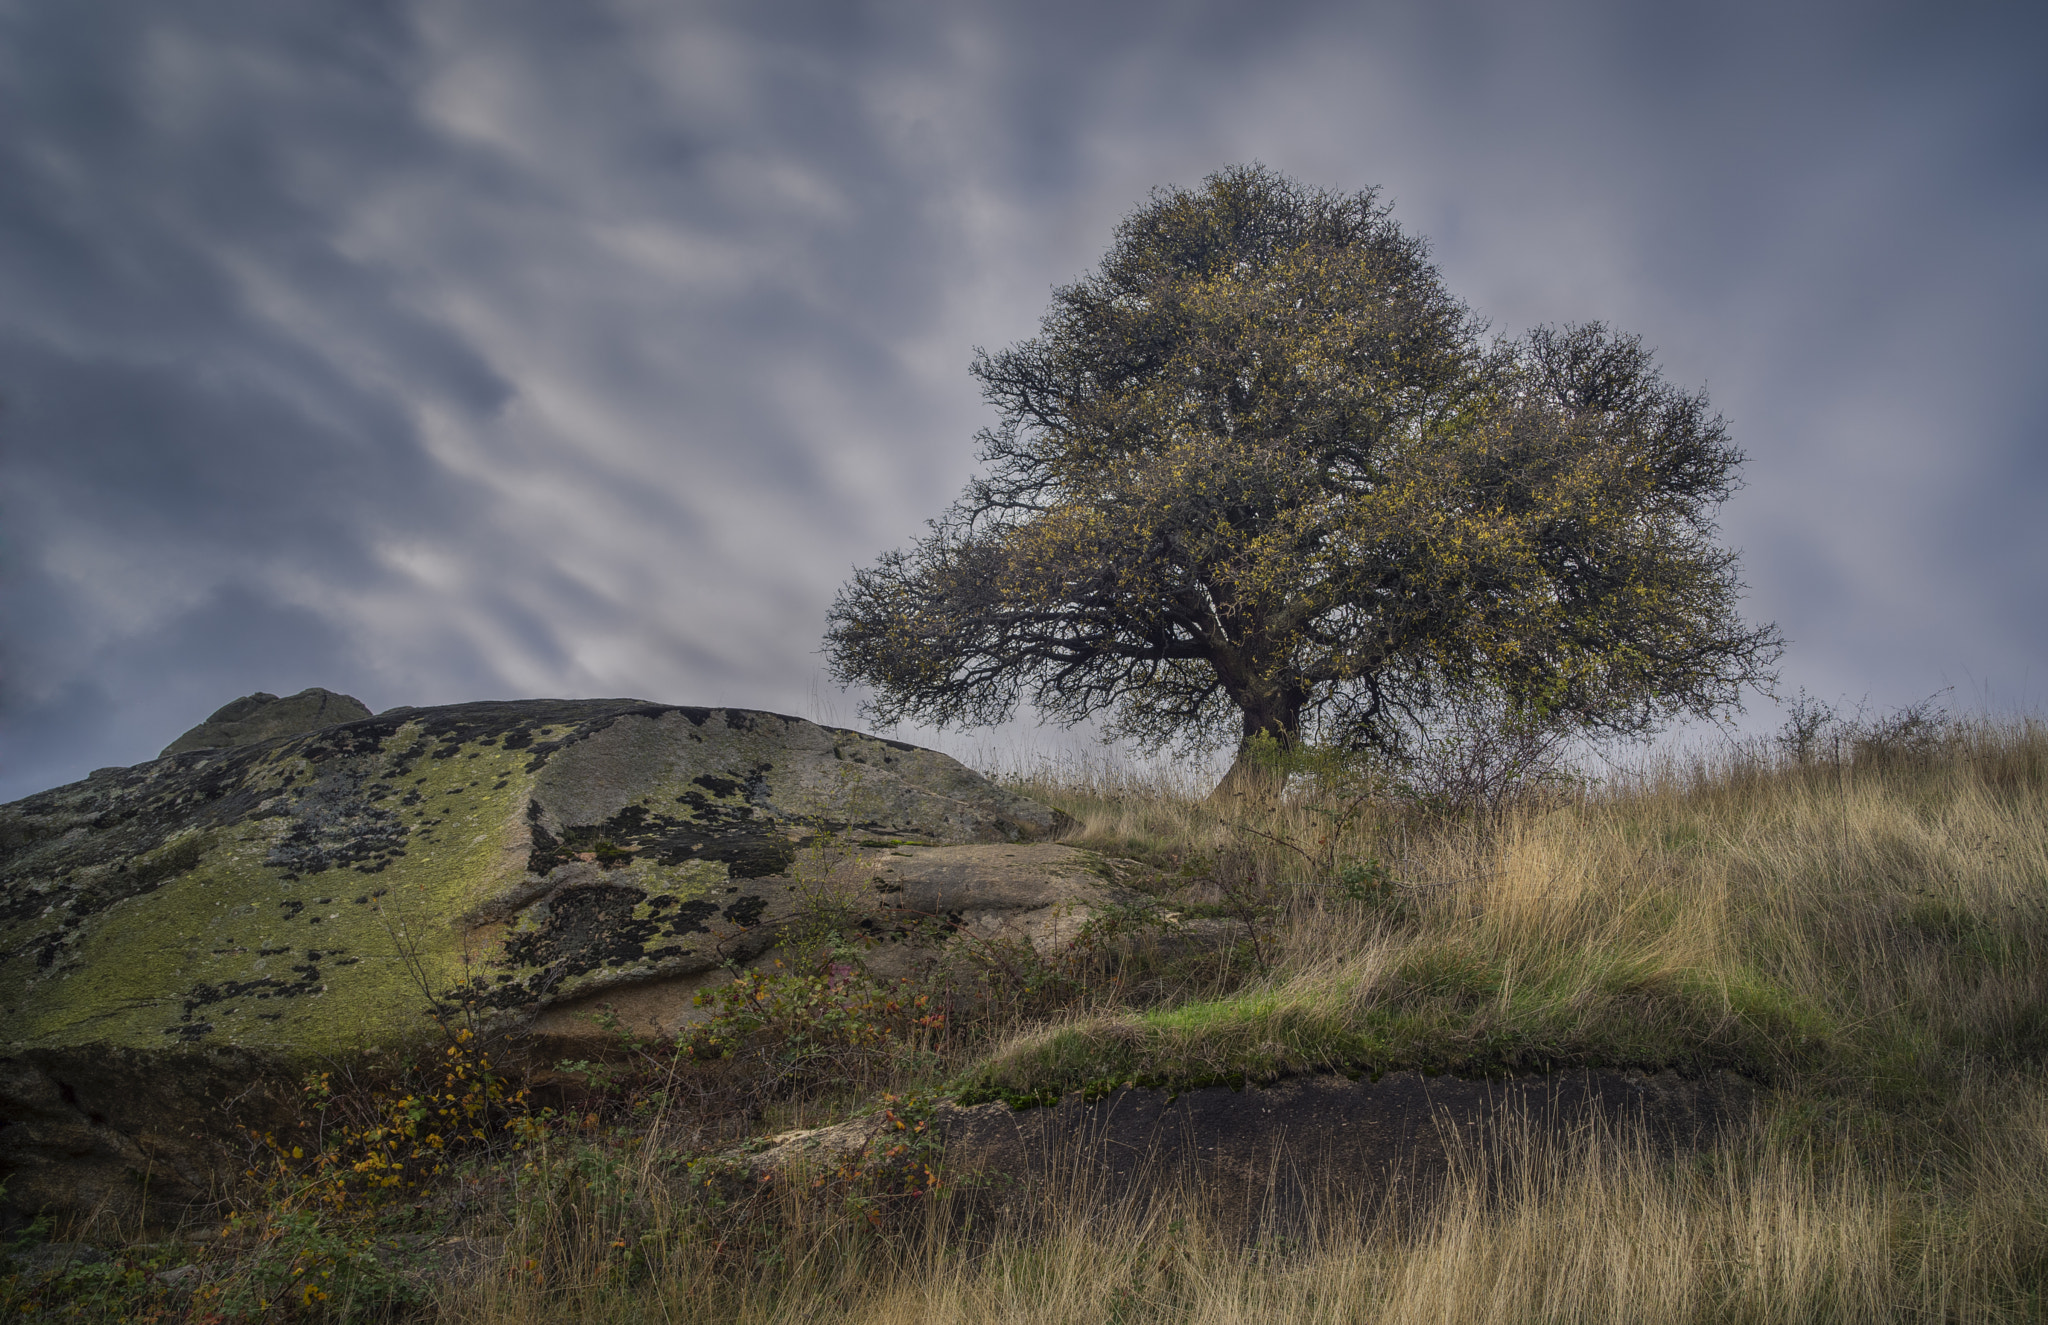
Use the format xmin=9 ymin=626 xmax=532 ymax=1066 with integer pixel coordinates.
xmin=7 ymin=706 xmax=2047 ymax=1321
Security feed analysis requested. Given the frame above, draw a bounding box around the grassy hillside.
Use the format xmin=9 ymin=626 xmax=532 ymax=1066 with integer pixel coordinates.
xmin=9 ymin=713 xmax=2047 ymax=1322
xmin=975 ymin=717 xmax=2048 ymax=1126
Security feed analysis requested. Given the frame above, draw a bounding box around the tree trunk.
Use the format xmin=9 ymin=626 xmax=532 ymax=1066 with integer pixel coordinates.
xmin=1207 ymin=699 xmax=1301 ymax=806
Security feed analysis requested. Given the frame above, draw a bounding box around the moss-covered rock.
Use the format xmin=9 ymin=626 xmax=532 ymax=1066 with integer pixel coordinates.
xmin=0 ymin=699 xmax=1064 ymax=1227
xmin=158 ymin=688 xmax=374 ymax=756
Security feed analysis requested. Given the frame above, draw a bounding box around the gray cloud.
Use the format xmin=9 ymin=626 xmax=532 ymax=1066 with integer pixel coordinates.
xmin=3 ymin=0 xmax=2043 ymax=798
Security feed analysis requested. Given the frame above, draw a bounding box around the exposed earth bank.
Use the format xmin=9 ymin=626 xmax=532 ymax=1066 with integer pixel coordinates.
xmin=727 ymin=1068 xmax=1757 ymax=1229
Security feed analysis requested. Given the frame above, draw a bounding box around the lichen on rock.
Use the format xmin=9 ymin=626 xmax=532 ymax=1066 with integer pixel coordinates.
xmin=0 ymin=697 xmax=1068 ymax=1226
xmin=159 ymin=687 xmax=375 ymax=756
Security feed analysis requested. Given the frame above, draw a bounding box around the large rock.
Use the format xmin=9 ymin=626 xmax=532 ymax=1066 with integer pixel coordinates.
xmin=159 ymin=688 xmax=373 ymax=756
xmin=0 ymin=699 xmax=1066 ymax=1226
xmin=834 ymin=842 xmax=1168 ymax=970
xmin=537 ymin=840 xmax=1176 ymax=1045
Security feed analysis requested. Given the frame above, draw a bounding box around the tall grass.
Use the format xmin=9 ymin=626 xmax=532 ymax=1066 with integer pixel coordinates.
xmin=441 ymin=1073 xmax=2048 ymax=1323
xmin=420 ymin=715 xmax=2048 ymax=1323
xmin=969 ymin=716 xmax=2048 ymax=1126
xmin=16 ymin=716 xmax=2046 ymax=1322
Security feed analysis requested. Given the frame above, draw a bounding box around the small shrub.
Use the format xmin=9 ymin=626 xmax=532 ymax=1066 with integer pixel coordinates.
xmin=199 ymin=1026 xmax=549 ymax=1320
xmin=681 ymin=960 xmax=946 ymax=1106
xmin=244 ymin=1027 xmax=541 ymax=1216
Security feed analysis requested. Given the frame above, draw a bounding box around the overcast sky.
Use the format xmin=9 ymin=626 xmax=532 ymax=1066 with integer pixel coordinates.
xmin=2 ymin=0 xmax=2043 ymax=800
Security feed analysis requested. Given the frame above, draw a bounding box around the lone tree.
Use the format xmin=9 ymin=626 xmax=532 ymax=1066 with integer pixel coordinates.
xmin=825 ymin=165 xmax=1780 ymax=790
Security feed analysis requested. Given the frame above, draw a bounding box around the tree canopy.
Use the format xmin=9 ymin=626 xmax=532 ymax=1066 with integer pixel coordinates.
xmin=825 ymin=165 xmax=1780 ymax=786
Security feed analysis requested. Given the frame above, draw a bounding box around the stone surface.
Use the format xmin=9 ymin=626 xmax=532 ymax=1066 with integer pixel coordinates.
xmin=0 ymin=698 xmax=1067 ymax=1227
xmin=832 ymin=841 xmax=1152 ymax=971
xmin=525 ymin=841 xmax=1209 ymax=1045
xmin=160 ymin=689 xmax=374 ymax=757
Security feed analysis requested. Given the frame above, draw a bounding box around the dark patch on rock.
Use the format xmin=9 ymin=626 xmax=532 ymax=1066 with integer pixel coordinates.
xmin=1 ymin=745 xmax=282 ymax=934
xmin=174 ymin=955 xmax=331 ymax=1036
xmin=34 ymin=833 xmax=215 ymax=926
xmin=505 ymin=701 xmax=698 ymax=774
xmin=483 ymin=874 xmax=731 ymax=1012
xmin=524 ymin=805 xmax=567 ymax=876
xmin=543 ymin=785 xmax=797 ymax=880
xmin=671 ymin=899 xmax=721 ymax=932
xmin=499 ymin=885 xmax=650 ymax=973
xmin=263 ymin=768 xmax=411 ymax=877
xmin=722 ymin=895 xmax=768 ymax=927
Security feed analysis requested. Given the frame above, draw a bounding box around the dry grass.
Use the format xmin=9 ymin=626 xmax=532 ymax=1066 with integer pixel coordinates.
xmin=16 ymin=716 xmax=2047 ymax=1321
xmin=415 ymin=716 xmax=2048 ymax=1324
xmin=438 ymin=1073 xmax=2048 ymax=1323
xmin=968 ymin=717 xmax=2048 ymax=1125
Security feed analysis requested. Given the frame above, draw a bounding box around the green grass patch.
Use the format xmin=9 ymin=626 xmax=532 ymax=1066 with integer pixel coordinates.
xmin=950 ymin=944 xmax=1830 ymax=1108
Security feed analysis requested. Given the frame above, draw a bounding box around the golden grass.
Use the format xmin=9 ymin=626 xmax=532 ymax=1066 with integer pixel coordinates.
xmin=966 ymin=717 xmax=2048 ymax=1116
xmin=17 ymin=718 xmax=2046 ymax=1322
xmin=440 ymin=1074 xmax=2048 ymax=1323
xmin=414 ymin=717 xmax=2048 ymax=1323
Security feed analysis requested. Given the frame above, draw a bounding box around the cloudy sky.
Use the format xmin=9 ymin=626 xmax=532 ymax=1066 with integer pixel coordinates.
xmin=2 ymin=0 xmax=2043 ymax=800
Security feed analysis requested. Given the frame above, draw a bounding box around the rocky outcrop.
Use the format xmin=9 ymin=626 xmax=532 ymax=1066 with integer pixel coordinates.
xmin=0 ymin=699 xmax=1068 ymax=1227
xmin=159 ymin=689 xmax=374 ymax=756
xmin=525 ymin=840 xmax=1189 ymax=1046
